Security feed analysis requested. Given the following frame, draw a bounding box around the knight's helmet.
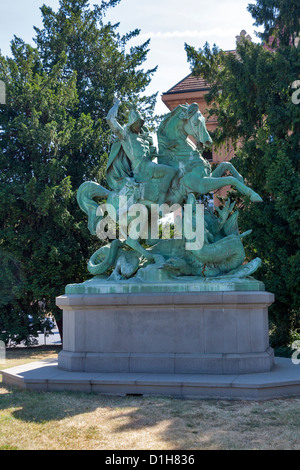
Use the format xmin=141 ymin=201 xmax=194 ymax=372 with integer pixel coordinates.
xmin=128 ymin=106 xmax=144 ymax=130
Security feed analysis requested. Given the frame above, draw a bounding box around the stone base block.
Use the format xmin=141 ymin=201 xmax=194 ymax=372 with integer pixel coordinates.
xmin=56 ymin=291 xmax=275 ymax=375
xmin=58 ymin=349 xmax=274 ymax=375
xmin=3 ymin=357 xmax=300 ymax=400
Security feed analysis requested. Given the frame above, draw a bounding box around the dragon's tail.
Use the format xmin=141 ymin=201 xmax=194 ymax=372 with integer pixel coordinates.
xmin=87 ymin=239 xmax=122 ymax=275
xmin=77 ymin=181 xmax=110 ymax=235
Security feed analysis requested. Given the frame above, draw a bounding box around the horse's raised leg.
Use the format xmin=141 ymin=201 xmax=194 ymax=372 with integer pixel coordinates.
xmin=211 ymin=162 xmax=244 ymax=183
xmin=184 ymin=175 xmax=263 ymax=202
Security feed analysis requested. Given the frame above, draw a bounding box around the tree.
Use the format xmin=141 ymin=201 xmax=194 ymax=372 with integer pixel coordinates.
xmin=0 ymin=42 xmax=91 ymax=344
xmin=185 ymin=0 xmax=300 ymax=349
xmin=247 ymin=0 xmax=300 ymax=47
xmin=0 ymin=0 xmax=156 ymax=345
xmin=34 ymin=0 xmax=157 ymax=127
xmin=33 ymin=0 xmax=157 ymax=188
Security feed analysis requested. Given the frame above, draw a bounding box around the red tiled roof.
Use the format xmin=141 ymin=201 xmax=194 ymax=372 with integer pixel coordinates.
xmin=163 ymin=74 xmax=211 ymax=94
xmin=164 ymin=50 xmax=236 ymax=95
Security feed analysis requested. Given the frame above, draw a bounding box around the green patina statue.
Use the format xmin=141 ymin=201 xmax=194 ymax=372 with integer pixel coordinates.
xmin=73 ymin=99 xmax=264 ymax=293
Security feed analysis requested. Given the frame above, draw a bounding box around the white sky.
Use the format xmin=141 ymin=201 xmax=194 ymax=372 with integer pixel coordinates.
xmin=0 ymin=0 xmax=263 ymax=114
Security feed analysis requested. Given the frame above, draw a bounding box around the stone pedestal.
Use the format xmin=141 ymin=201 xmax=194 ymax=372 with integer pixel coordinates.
xmin=56 ymin=291 xmax=274 ymax=375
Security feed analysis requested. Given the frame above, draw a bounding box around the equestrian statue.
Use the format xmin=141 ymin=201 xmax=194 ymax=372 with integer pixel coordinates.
xmin=76 ymin=98 xmax=263 ymax=285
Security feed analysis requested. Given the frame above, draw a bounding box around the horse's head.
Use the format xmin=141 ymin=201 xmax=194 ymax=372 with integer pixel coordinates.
xmin=157 ymin=103 xmax=212 ymax=158
xmin=180 ymin=103 xmax=213 ymax=149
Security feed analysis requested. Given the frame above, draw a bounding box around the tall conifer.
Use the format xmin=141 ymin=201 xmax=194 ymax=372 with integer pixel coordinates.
xmin=0 ymin=0 xmax=156 ymax=344
xmin=185 ymin=0 xmax=300 ymax=349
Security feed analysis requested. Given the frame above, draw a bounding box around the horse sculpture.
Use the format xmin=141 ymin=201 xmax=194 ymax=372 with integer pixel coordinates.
xmin=157 ymin=103 xmax=262 ymax=205
xmin=76 ymin=101 xmax=262 ymax=281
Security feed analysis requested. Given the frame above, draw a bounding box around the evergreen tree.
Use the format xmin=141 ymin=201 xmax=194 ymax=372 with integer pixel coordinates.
xmin=33 ymin=0 xmax=157 ymax=188
xmin=0 ymin=0 xmax=156 ymax=345
xmin=34 ymin=0 xmax=157 ymax=123
xmin=248 ymin=0 xmax=300 ymax=46
xmin=185 ymin=0 xmax=300 ymax=349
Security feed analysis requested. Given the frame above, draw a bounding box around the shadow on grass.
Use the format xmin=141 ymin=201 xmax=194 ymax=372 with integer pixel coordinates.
xmin=1 ymin=384 xmax=295 ymax=450
xmin=0 ymin=349 xmax=237 ymax=449
xmin=1 ymin=347 xmax=300 ymax=450
xmin=0 ymin=383 xmax=237 ymax=449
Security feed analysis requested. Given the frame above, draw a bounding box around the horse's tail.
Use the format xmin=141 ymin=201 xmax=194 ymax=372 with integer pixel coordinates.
xmin=77 ymin=181 xmax=110 ymax=235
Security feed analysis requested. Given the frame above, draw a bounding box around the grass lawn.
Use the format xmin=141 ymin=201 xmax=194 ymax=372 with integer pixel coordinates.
xmin=0 ymin=346 xmax=300 ymax=450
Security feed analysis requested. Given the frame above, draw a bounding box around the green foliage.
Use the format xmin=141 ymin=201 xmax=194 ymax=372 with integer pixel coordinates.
xmin=33 ymin=0 xmax=157 ymax=128
xmin=185 ymin=0 xmax=300 ymax=347
xmin=248 ymin=0 xmax=300 ymax=47
xmin=0 ymin=0 xmax=156 ymax=345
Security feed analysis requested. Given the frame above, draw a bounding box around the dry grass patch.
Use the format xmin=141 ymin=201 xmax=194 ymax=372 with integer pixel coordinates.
xmin=0 ymin=345 xmax=60 ymax=370
xmin=1 ymin=347 xmax=300 ymax=450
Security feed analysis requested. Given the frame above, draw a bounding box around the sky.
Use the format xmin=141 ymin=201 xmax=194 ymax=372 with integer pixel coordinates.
xmin=0 ymin=0 xmax=263 ymax=114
